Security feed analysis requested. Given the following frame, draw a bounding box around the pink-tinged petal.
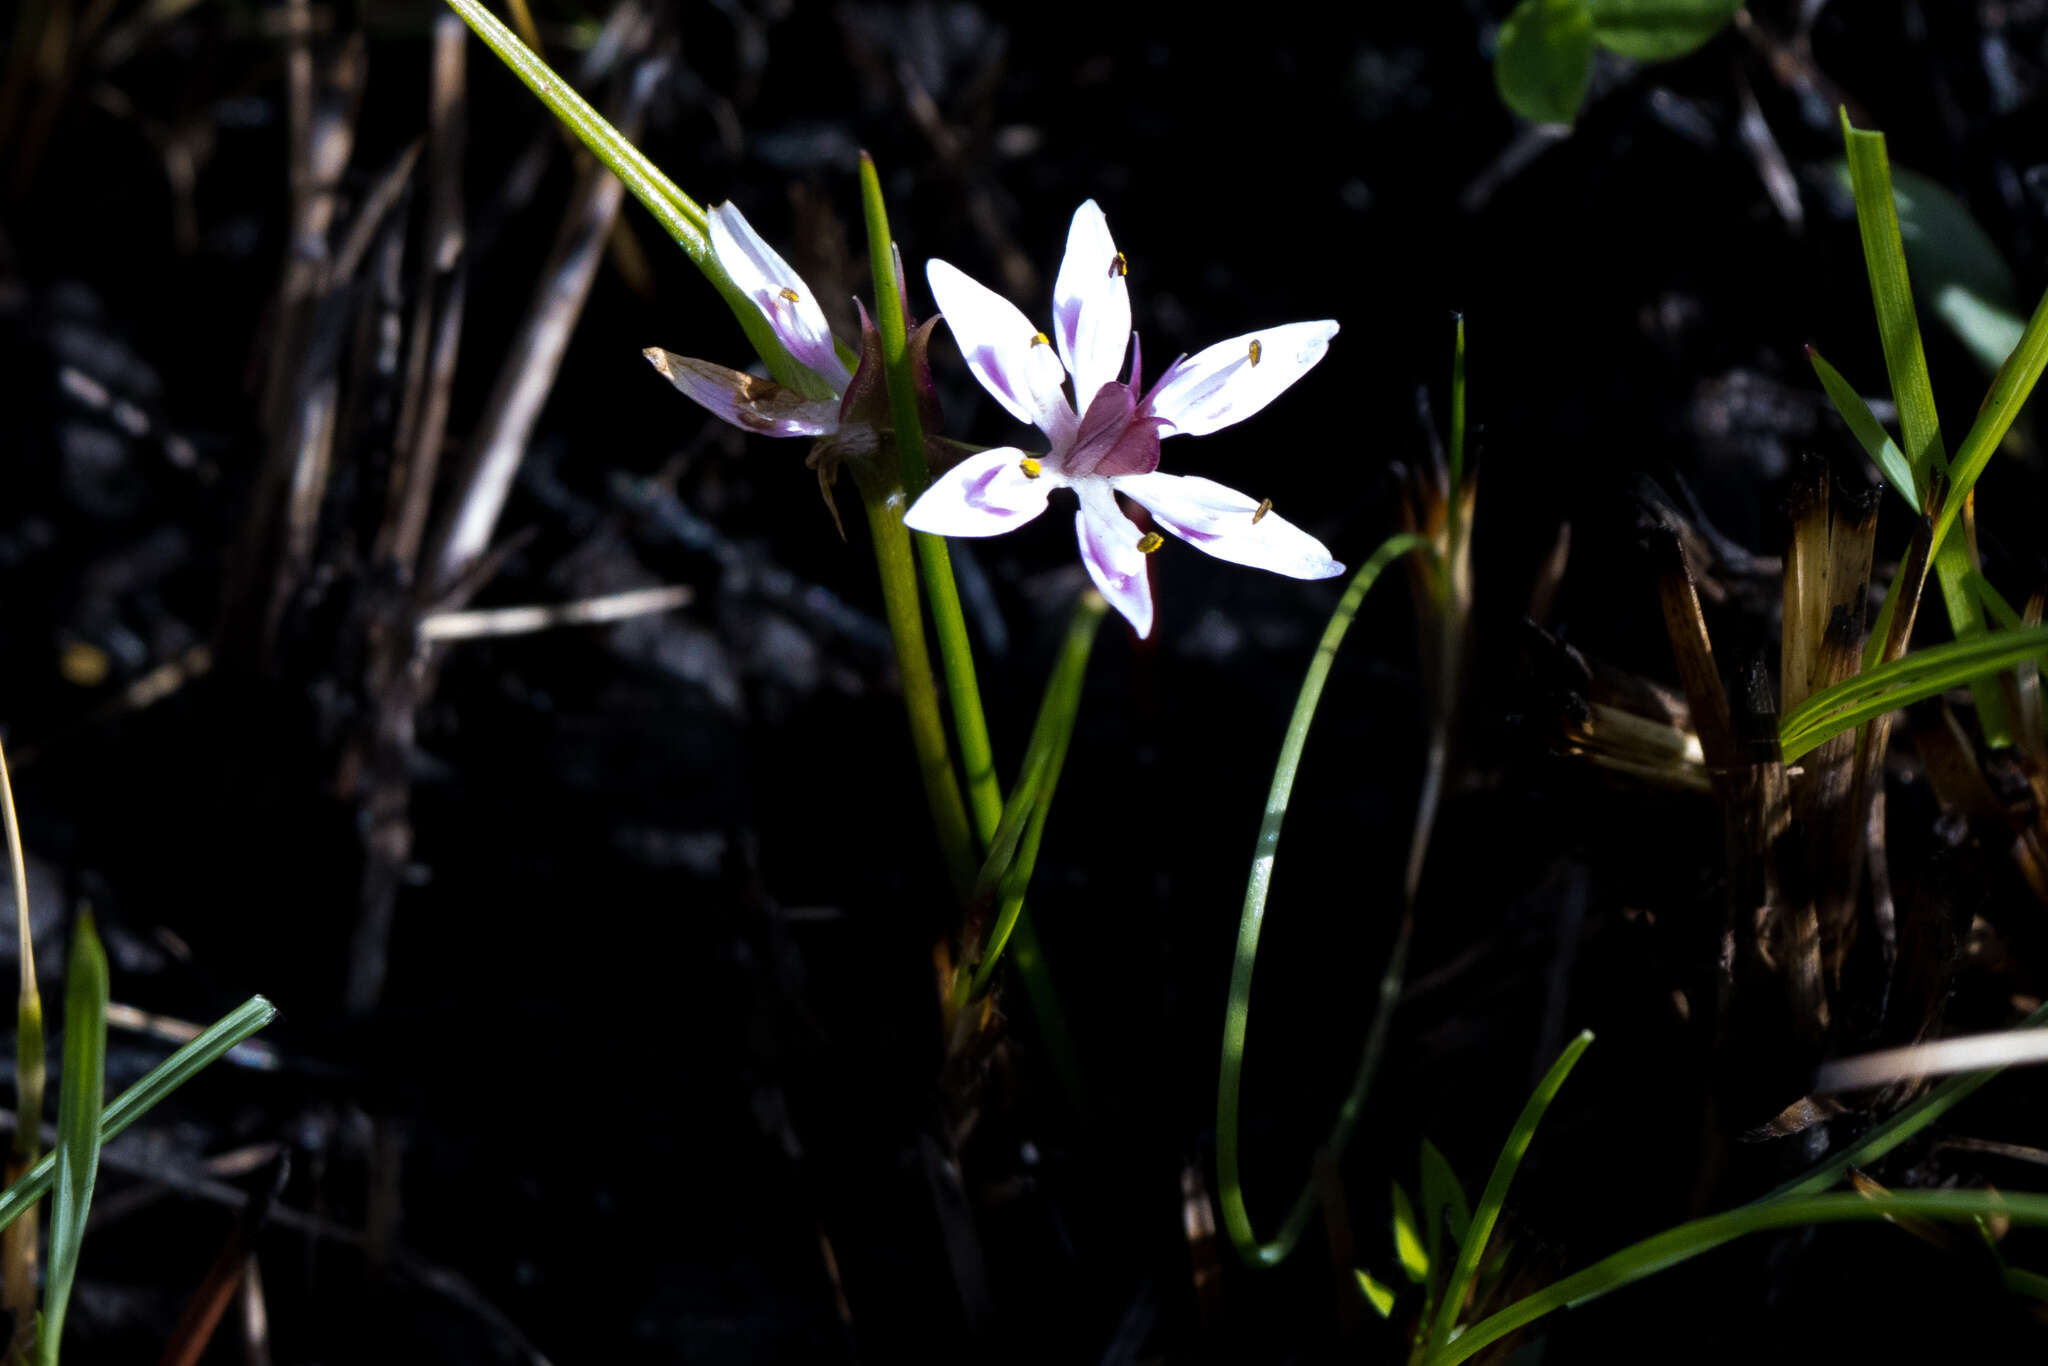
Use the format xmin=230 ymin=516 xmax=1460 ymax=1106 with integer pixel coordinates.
xmin=1051 ymin=200 xmax=1132 ymax=404
xmin=708 ymin=202 xmax=853 ymax=393
xmin=927 ymin=258 xmax=1077 ymax=448
xmin=1074 ymin=480 xmax=1154 ymax=637
xmin=903 ymin=447 xmax=1056 ymax=537
xmin=1115 ymin=472 xmax=1344 ymax=579
xmin=643 ymin=348 xmax=840 ymax=437
xmin=1142 ymin=320 xmax=1339 ymax=438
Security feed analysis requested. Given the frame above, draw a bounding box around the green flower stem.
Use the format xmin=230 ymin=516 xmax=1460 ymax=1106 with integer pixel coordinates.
xmin=1216 ymin=531 xmax=1433 ymax=1268
xmin=969 ymin=591 xmax=1107 ymax=996
xmin=0 ymin=995 xmax=276 ymax=1235
xmin=863 ymin=492 xmax=979 ymax=900
xmin=857 ymin=153 xmax=1002 ymax=837
xmin=1424 ymin=1030 xmax=1593 ymax=1354
xmin=440 ymin=0 xmax=822 ymax=396
xmin=1422 ymin=1191 xmax=2048 ymax=1366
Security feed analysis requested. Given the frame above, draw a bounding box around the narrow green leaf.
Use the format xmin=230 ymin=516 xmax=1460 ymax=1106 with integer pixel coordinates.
xmin=1420 ymin=1137 xmax=1473 ymax=1257
xmin=1841 ymin=110 xmax=2010 ymax=743
xmin=1216 ymin=532 xmax=1434 ymax=1270
xmin=0 ymin=995 xmax=277 ymax=1236
xmin=968 ymin=749 xmax=1048 ymax=906
xmin=1495 ymin=0 xmax=1594 ymax=125
xmin=1587 ymin=0 xmax=1740 ymax=60
xmin=1781 ymin=624 xmax=2048 ymax=761
xmin=1934 ymin=280 xmax=2048 ymax=562
xmin=1967 ymin=571 xmax=2025 ymax=632
xmin=1422 ymin=1191 xmax=2048 ymax=1366
xmin=1393 ymin=1183 xmax=1430 ymax=1283
xmin=1807 ymin=346 xmax=1920 ymax=510
xmin=1357 ymin=1268 xmax=1398 ymax=1319
xmin=38 ymin=916 xmax=108 ymax=1366
xmin=1425 ymin=1031 xmax=1594 ymax=1354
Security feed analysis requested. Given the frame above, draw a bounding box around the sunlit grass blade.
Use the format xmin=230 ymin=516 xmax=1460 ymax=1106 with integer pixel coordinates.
xmin=37 ymin=915 xmax=107 ymax=1366
xmin=1933 ymin=280 xmax=2048 ymax=563
xmin=0 ymin=995 xmax=276 ymax=1235
xmin=1422 ymin=1190 xmax=2048 ymax=1366
xmin=438 ymin=0 xmax=817 ymax=394
xmin=0 ymin=735 xmax=41 ymax=1348
xmin=1392 ymin=1182 xmax=1429 ymax=1284
xmin=970 ymin=590 xmax=1108 ymax=994
xmin=1808 ymin=345 xmax=1919 ymax=509
xmin=1780 ymin=623 xmax=2048 ymax=761
xmin=1357 ymin=1267 xmax=1397 ymax=1319
xmin=1215 ymin=531 xmax=1433 ymax=1269
xmin=1423 ymin=1030 xmax=1592 ymax=1354
xmin=1762 ymin=999 xmax=2048 ymax=1202
xmin=1841 ymin=109 xmax=2010 ymax=743
xmin=1967 ymin=570 xmax=2025 ymax=631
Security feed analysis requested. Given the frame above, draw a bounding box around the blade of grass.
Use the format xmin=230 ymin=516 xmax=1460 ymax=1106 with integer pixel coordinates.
xmin=37 ymin=914 xmax=108 ymax=1366
xmin=1841 ymin=109 xmax=2010 ymax=743
xmin=1967 ymin=570 xmax=2025 ymax=631
xmin=0 ymin=995 xmax=277 ymax=1235
xmin=1780 ymin=623 xmax=2048 ymax=760
xmin=438 ymin=0 xmax=818 ymax=395
xmin=1423 ymin=1030 xmax=1593 ymax=1354
xmin=970 ymin=590 xmax=1108 ymax=994
xmin=857 ymin=152 xmax=1001 ymax=841
xmin=1423 ymin=1190 xmax=2048 ymax=1366
xmin=1216 ymin=531 xmax=1432 ymax=1269
xmin=1762 ymin=999 xmax=2048 ymax=1202
xmin=0 ymin=736 xmax=41 ymax=1349
xmin=1932 ymin=280 xmax=2048 ymax=563
xmin=1808 ymin=345 xmax=1919 ymax=509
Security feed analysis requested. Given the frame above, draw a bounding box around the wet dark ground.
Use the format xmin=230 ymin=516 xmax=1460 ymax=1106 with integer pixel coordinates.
xmin=6 ymin=0 xmax=2048 ymax=1360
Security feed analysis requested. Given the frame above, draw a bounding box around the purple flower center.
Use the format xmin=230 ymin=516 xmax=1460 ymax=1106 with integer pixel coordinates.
xmin=1063 ymin=381 xmax=1166 ymax=478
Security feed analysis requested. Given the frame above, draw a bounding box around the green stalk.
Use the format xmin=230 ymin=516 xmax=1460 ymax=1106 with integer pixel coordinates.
xmin=969 ymin=591 xmax=1106 ymax=995
xmin=0 ymin=995 xmax=276 ymax=1235
xmin=1216 ymin=531 xmax=1432 ymax=1268
xmin=439 ymin=0 xmax=821 ymax=396
xmin=1446 ymin=314 xmax=1466 ymax=549
xmin=1423 ymin=1031 xmax=1593 ymax=1353
xmin=1423 ymin=1191 xmax=2048 ymax=1366
xmin=38 ymin=916 xmax=107 ymax=1366
xmin=863 ymin=494 xmax=978 ymax=900
xmin=856 ymin=153 xmax=1002 ymax=837
xmin=0 ymin=737 xmax=40 ymax=1349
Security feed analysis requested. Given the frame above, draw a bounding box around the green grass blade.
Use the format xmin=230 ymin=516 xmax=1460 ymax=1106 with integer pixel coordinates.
xmin=1807 ymin=345 xmax=1920 ymax=509
xmin=439 ymin=0 xmax=816 ymax=394
xmin=1967 ymin=570 xmax=2025 ymax=632
xmin=970 ymin=590 xmax=1108 ymax=993
xmin=1393 ymin=1182 xmax=1430 ymax=1283
xmin=1424 ymin=1030 xmax=1593 ymax=1354
xmin=1779 ymin=624 xmax=2048 ymax=760
xmin=1420 ymin=1136 xmax=1472 ymax=1259
xmin=1933 ymin=280 xmax=2048 ymax=560
xmin=1424 ymin=1191 xmax=2048 ymax=1366
xmin=1357 ymin=1267 xmax=1398 ymax=1319
xmin=1215 ymin=531 xmax=1434 ymax=1269
xmin=0 ymin=995 xmax=277 ymax=1236
xmin=1840 ymin=110 xmax=2011 ymax=742
xmin=0 ymin=735 xmax=43 ymax=1342
xmin=1762 ymin=999 xmax=2048 ymax=1202
xmin=37 ymin=916 xmax=108 ymax=1366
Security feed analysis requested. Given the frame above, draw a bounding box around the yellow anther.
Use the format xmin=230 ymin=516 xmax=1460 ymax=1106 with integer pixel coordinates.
xmin=1030 ymin=331 xmax=1051 ymax=347
xmin=1019 ymin=457 xmax=1043 ymax=479
xmin=1248 ymin=338 xmax=1263 ymax=367
xmin=1109 ymin=251 xmax=1129 ymax=278
xmin=1136 ymin=532 xmax=1165 ymax=554
xmin=778 ymin=287 xmax=801 ymax=302
xmin=1253 ymin=498 xmax=1273 ymax=524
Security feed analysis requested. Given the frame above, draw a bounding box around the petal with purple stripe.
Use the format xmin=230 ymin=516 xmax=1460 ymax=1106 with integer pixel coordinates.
xmin=1115 ymin=472 xmax=1344 ymax=579
xmin=903 ymin=447 xmax=1057 ymax=537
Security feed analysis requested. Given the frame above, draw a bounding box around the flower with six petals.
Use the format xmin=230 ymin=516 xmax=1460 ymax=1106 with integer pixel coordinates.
xmin=903 ymin=201 xmax=1343 ymax=637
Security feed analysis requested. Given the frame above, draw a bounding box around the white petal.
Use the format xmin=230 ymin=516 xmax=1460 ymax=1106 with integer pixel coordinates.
xmin=1051 ymin=200 xmax=1132 ymax=404
xmin=927 ymin=258 xmax=1077 ymax=448
xmin=1073 ymin=480 xmax=1154 ymax=638
xmin=1115 ymin=472 xmax=1344 ymax=579
xmin=708 ymin=202 xmax=852 ymax=393
xmin=643 ymin=349 xmax=840 ymax=437
xmin=903 ymin=447 xmax=1056 ymax=537
xmin=1143 ymin=321 xmax=1339 ymax=438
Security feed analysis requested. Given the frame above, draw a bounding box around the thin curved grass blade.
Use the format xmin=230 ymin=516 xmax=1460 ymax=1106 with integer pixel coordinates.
xmin=37 ymin=914 xmax=108 ymax=1366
